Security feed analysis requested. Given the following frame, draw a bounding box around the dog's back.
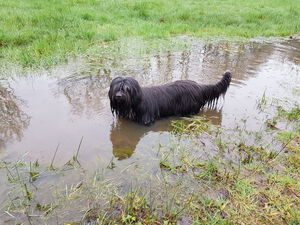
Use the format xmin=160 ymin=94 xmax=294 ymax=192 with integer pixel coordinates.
xmin=140 ymin=72 xmax=231 ymax=118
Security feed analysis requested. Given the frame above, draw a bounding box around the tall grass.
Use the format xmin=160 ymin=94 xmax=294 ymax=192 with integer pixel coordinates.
xmin=0 ymin=0 xmax=300 ymax=68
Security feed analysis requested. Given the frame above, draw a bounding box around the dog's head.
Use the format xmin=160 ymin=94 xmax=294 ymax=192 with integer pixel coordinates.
xmin=108 ymin=77 xmax=142 ymax=117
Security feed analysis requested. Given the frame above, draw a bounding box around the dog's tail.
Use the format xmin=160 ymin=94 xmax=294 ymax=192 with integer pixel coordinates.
xmin=203 ymin=71 xmax=231 ymax=107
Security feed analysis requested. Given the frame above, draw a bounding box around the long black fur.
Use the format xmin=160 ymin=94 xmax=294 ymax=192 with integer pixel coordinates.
xmin=108 ymin=71 xmax=231 ymax=125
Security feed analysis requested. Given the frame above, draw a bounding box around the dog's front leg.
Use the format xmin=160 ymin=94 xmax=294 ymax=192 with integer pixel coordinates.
xmin=141 ymin=113 xmax=154 ymax=126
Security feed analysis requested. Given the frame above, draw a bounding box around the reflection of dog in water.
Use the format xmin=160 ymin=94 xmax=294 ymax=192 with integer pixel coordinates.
xmin=110 ymin=118 xmax=172 ymax=160
xmin=108 ymin=72 xmax=231 ymax=125
xmin=110 ymin=119 xmax=171 ymax=160
xmin=110 ymin=109 xmax=223 ymax=160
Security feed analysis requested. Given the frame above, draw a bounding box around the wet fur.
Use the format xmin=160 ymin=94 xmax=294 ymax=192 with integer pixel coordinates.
xmin=108 ymin=71 xmax=231 ymax=125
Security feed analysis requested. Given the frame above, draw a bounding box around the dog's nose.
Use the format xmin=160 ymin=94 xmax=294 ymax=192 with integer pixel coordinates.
xmin=115 ymin=93 xmax=122 ymax=98
xmin=114 ymin=92 xmax=123 ymax=100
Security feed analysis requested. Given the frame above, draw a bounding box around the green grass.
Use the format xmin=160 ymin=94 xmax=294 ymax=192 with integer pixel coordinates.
xmin=0 ymin=0 xmax=300 ymax=68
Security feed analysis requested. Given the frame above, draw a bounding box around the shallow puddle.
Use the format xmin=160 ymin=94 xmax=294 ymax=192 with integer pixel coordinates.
xmin=0 ymin=37 xmax=299 ymax=185
xmin=1 ymin=37 xmax=300 ymax=167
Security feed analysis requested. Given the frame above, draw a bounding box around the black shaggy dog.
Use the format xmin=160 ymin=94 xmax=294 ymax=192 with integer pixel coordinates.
xmin=109 ymin=71 xmax=231 ymax=125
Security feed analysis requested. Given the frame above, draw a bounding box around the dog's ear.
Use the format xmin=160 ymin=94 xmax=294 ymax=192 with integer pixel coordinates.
xmin=126 ymin=77 xmax=142 ymax=107
xmin=108 ymin=77 xmax=122 ymax=100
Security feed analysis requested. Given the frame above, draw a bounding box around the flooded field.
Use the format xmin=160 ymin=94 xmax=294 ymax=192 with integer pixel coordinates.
xmin=0 ymin=37 xmax=299 ymax=224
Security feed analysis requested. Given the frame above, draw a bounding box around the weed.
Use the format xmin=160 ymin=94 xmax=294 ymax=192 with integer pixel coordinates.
xmin=277 ymin=106 xmax=300 ymax=121
xmin=256 ymin=90 xmax=267 ymax=111
xmin=172 ymin=116 xmax=212 ymax=136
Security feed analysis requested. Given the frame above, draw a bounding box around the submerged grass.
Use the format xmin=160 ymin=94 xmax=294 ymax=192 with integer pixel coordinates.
xmin=1 ymin=104 xmax=299 ymax=224
xmin=1 ymin=0 xmax=300 ymax=68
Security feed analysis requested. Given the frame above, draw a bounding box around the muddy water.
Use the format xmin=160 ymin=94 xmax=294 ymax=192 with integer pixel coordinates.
xmin=0 ymin=38 xmax=299 ymax=169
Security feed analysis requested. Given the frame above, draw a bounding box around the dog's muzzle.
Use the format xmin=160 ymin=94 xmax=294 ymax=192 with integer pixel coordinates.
xmin=114 ymin=92 xmax=125 ymax=102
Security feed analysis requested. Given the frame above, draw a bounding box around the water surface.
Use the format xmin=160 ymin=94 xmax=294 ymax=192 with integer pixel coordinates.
xmin=0 ymin=37 xmax=299 ymax=168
